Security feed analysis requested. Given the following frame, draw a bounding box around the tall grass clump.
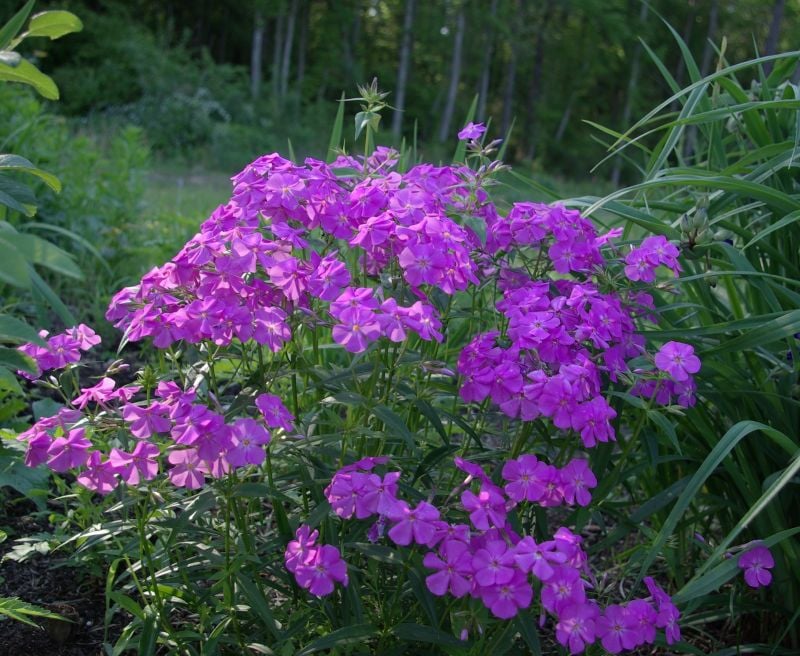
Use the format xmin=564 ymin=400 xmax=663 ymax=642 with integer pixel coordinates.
xmin=579 ymin=32 xmax=800 ymax=651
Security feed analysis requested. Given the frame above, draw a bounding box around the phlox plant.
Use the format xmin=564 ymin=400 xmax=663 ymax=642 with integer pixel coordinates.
xmin=11 ymin=89 xmax=774 ymax=654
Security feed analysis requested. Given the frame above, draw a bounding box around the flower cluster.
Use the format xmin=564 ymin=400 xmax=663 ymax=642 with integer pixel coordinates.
xmin=17 ymin=375 xmax=288 ymax=493
xmin=623 ymin=235 xmax=681 ymax=283
xmin=285 ymin=525 xmax=349 ymax=597
xmin=105 ymin=152 xmax=488 ymax=355
xmin=16 ymin=324 xmax=100 ymax=380
xmin=286 ymin=456 xmax=679 ymax=653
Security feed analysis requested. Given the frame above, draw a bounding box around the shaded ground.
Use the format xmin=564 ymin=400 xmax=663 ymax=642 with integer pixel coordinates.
xmin=0 ymin=495 xmax=123 ymax=656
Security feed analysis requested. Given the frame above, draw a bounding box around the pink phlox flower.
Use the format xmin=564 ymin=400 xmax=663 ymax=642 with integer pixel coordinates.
xmin=423 ymin=538 xmax=474 ymax=597
xmin=457 ymin=122 xmax=486 ymax=141
xmin=332 ymin=307 xmax=381 ymax=353
xmin=167 ymin=448 xmax=207 ymax=489
xmin=738 ymin=544 xmax=774 ymax=588
xmin=513 ymin=536 xmax=567 ymax=581
xmin=294 ymin=544 xmax=349 ymax=597
xmin=555 ymin=602 xmax=598 ymax=654
xmin=596 ymin=604 xmax=641 ymax=654
xmin=255 ymin=393 xmax=295 ymax=431
xmin=122 ymin=402 xmax=172 ymax=438
xmin=73 ymin=377 xmax=117 ymax=409
xmin=559 ymin=460 xmax=597 ymax=507
xmin=572 ymin=396 xmax=616 ymax=447
xmin=387 ymin=500 xmax=441 ymax=547
xmin=227 ymin=417 xmax=271 ymax=467
xmin=461 ymin=483 xmax=507 ymax=531
xmin=541 ymin=565 xmax=586 ymax=614
xmin=357 ymin=471 xmax=400 ymax=518
xmin=654 ymin=341 xmax=700 ymax=382
xmin=538 ymin=375 xmax=577 ymax=430
xmin=502 ymin=454 xmax=552 ymax=503
xmin=252 ymin=307 xmax=291 ymax=351
xmin=65 ymin=324 xmax=101 ymax=350
xmin=472 ymin=539 xmax=516 ymax=587
xmin=76 ymin=451 xmax=119 ymax=495
xmin=108 ymin=441 xmax=160 ymax=485
xmin=480 ymin=570 xmax=533 ymax=619
xmin=326 ymin=470 xmax=371 ymax=519
xmin=284 ymin=524 xmax=319 ymax=573
xmin=308 ymin=252 xmax=351 ymax=301
xmin=403 ymin=301 xmax=443 ymax=342
xmin=46 ymin=427 xmax=92 ymax=472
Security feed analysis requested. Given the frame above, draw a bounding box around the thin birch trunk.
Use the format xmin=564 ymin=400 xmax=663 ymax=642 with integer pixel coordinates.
xmin=392 ymin=0 xmax=416 ymax=142
xmin=280 ymin=0 xmax=299 ymax=100
xmin=476 ymin=0 xmax=498 ymax=122
xmin=251 ymin=10 xmax=265 ymax=99
xmin=437 ymin=7 xmax=465 ymax=143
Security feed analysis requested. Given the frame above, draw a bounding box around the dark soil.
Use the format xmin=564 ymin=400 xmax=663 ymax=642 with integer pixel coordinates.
xmin=0 ymin=494 xmax=122 ymax=656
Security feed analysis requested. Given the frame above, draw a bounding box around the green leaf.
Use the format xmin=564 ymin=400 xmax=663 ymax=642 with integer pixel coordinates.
xmin=14 ymin=233 xmax=82 ymax=279
xmin=0 ymin=172 xmax=37 ymax=215
xmin=392 ymin=623 xmax=465 ymax=648
xmin=0 ymin=346 xmax=36 ymax=374
xmin=0 ymin=58 xmax=59 ymax=100
xmin=701 ymin=309 xmax=800 ymax=355
xmin=371 ymin=403 xmax=415 ymax=452
xmin=327 ymin=92 xmax=346 ymax=163
xmin=25 ymin=11 xmax=83 ymax=40
xmin=0 ymin=596 xmax=68 ymax=628
xmin=0 ymin=0 xmax=35 ymax=49
xmin=296 ymin=624 xmax=378 ymax=655
xmin=0 ymin=366 xmax=23 ymax=394
xmin=0 ymin=154 xmax=61 ymax=192
xmin=139 ymin=605 xmax=158 ymax=656
xmin=0 ymin=235 xmax=31 ymax=287
xmin=0 ymin=313 xmax=46 ymax=345
xmin=29 ymin=268 xmax=76 ymax=325
xmin=463 ymin=214 xmax=486 ymax=247
xmin=0 ymin=454 xmax=50 ymax=500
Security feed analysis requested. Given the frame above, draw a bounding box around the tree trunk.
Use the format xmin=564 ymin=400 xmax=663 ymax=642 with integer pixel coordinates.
xmin=501 ymin=2 xmax=523 ymax=140
xmin=699 ymin=0 xmax=719 ymax=77
xmin=250 ymin=10 xmax=265 ymax=99
xmin=296 ymin=0 xmax=309 ymax=93
xmin=764 ymin=0 xmax=785 ymax=75
xmin=525 ymin=0 xmax=553 ymax=160
xmin=280 ymin=0 xmax=299 ymax=100
xmin=611 ymin=2 xmax=649 ymax=185
xmin=437 ymin=7 xmax=466 ymax=143
xmin=476 ymin=0 xmax=498 ymax=122
xmin=271 ymin=12 xmax=285 ymax=102
xmin=392 ymin=0 xmax=416 ymax=142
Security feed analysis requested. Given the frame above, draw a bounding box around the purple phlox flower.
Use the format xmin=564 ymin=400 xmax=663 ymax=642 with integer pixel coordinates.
xmin=403 ymin=301 xmax=443 ymax=342
xmin=654 ymin=341 xmax=700 ymax=382
xmin=332 ymin=307 xmax=381 ymax=353
xmin=644 ymin=577 xmax=682 ymax=645
xmin=626 ymin=599 xmax=657 ymax=646
xmin=596 ymin=604 xmax=641 ymax=654
xmin=73 ymin=377 xmax=117 ymax=409
xmin=461 ymin=483 xmax=507 ymax=531
xmin=541 ymin=566 xmax=586 ymax=614
xmin=472 ymin=539 xmax=517 ymax=587
xmin=293 ymin=544 xmax=349 ymax=597
xmin=268 ymin=256 xmax=309 ymax=302
xmin=167 ymin=448 xmax=207 ymax=489
xmin=538 ymin=375 xmax=577 ymax=430
xmin=357 ymin=471 xmax=401 ymax=518
xmin=24 ymin=432 xmax=52 ymax=467
xmin=326 ymin=470 xmax=371 ymax=519
xmin=122 ymin=402 xmax=172 ymax=439
xmin=398 ymin=243 xmax=446 ymax=287
xmin=76 ymin=451 xmax=119 ymax=495
xmin=252 ymin=307 xmax=292 ymax=351
xmin=480 ymin=570 xmax=533 ymax=619
xmin=555 ymin=602 xmax=598 ymax=654
xmin=572 ymin=396 xmax=616 ymax=448
xmin=108 ymin=441 xmax=160 ymax=485
xmin=489 ymin=361 xmax=523 ymax=405
xmin=255 ymin=393 xmax=295 ymax=431
xmin=559 ymin=460 xmax=597 ymax=507
xmin=46 ymin=427 xmax=92 ymax=472
xmin=387 ymin=500 xmax=441 ymax=547
xmin=308 ymin=252 xmax=351 ymax=301
xmin=378 ymin=298 xmax=409 ymax=342
xmin=502 ymin=454 xmax=551 ymax=503
xmin=423 ymin=538 xmax=474 ymax=597
xmin=738 ymin=545 xmax=774 ymax=588
xmin=457 ymin=122 xmax=486 ymax=141
xmin=285 ymin=524 xmax=319 ymax=573
xmin=65 ymin=324 xmax=101 ymax=350
xmin=513 ymin=536 xmax=567 ymax=581
xmin=227 ymin=417 xmax=271 ymax=467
